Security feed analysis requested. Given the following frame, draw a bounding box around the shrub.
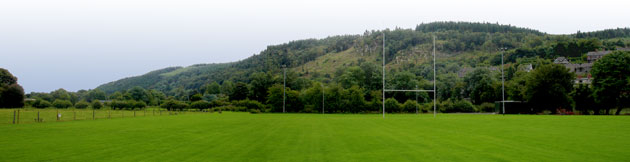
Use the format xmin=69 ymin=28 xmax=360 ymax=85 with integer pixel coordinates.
xmin=191 ymin=100 xmax=211 ymax=110
xmin=91 ymin=100 xmax=103 ymax=109
xmin=478 ymin=102 xmax=495 ymax=112
xmin=402 ymin=100 xmax=419 ymax=113
xmin=160 ymin=99 xmax=188 ymax=111
xmin=452 ymin=100 xmax=475 ymax=112
xmin=33 ymin=100 xmax=52 ymax=108
xmin=249 ymin=109 xmax=262 ymax=114
xmin=74 ymin=100 xmax=89 ymax=109
xmin=109 ymin=100 xmax=129 ymax=110
xmin=232 ymin=99 xmax=264 ymax=111
xmin=52 ymin=99 xmax=72 ymax=109
xmin=384 ymin=98 xmax=401 ymax=113
xmin=131 ymin=101 xmax=147 ymax=109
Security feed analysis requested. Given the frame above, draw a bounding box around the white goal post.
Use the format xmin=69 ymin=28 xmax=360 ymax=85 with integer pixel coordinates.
xmin=382 ymin=34 xmax=437 ymax=118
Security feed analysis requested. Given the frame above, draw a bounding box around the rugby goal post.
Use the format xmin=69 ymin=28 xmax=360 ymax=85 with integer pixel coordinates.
xmin=382 ymin=34 xmax=437 ymax=118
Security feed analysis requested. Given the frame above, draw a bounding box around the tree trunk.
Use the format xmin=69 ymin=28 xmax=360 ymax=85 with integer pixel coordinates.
xmin=605 ymin=108 xmax=610 ymax=115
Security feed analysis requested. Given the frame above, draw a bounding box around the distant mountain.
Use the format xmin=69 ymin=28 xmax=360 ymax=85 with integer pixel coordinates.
xmin=96 ymin=21 xmax=630 ymax=95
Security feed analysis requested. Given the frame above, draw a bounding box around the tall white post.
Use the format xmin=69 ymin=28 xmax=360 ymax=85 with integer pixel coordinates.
xmin=282 ymin=65 xmax=287 ymax=113
xmin=382 ymin=32 xmax=386 ymax=119
xmin=433 ymin=36 xmax=437 ymax=117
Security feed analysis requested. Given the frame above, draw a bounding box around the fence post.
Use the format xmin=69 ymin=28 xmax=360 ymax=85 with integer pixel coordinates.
xmin=37 ymin=111 xmax=40 ymax=123
xmin=56 ymin=109 xmax=59 ymax=121
xmin=13 ymin=110 xmax=16 ymax=124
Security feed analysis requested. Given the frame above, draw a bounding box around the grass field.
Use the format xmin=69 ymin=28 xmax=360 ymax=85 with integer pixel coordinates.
xmin=1 ymin=112 xmax=629 ymax=161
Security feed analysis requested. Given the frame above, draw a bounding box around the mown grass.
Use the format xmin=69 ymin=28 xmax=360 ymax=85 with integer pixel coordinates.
xmin=0 ymin=112 xmax=629 ymax=161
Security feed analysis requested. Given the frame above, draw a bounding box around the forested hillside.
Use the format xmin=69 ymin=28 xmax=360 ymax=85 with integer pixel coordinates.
xmin=86 ymin=21 xmax=630 ymax=114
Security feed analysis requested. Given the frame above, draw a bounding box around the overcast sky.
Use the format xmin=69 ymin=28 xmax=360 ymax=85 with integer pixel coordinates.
xmin=1 ymin=0 xmax=628 ymax=93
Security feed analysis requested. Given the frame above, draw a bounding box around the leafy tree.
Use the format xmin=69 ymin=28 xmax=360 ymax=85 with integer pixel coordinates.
xmin=346 ymin=86 xmax=366 ymax=113
xmin=74 ymin=100 xmax=89 ymax=109
xmin=204 ymin=81 xmax=221 ymax=94
xmin=91 ymin=100 xmax=103 ymax=109
xmin=221 ymin=81 xmax=234 ymax=95
xmin=0 ymin=68 xmax=24 ymax=108
xmin=525 ymin=64 xmax=575 ymax=113
xmin=87 ymin=89 xmax=106 ymax=102
xmin=230 ymin=82 xmax=249 ymax=101
xmin=249 ymin=72 xmax=275 ymax=102
xmin=266 ymin=84 xmax=301 ymax=112
xmin=301 ymin=82 xmax=324 ymax=112
xmin=109 ymin=92 xmax=124 ymax=100
xmin=190 ymin=93 xmax=203 ymax=102
xmin=571 ymin=84 xmax=595 ymax=115
xmin=52 ymin=99 xmax=73 ymax=109
xmin=591 ymin=51 xmax=630 ymax=115
xmin=0 ymin=84 xmax=24 ymax=108
xmin=464 ymin=68 xmax=498 ymax=104
xmin=51 ymin=88 xmax=71 ymax=101
xmin=125 ymin=86 xmax=150 ymax=103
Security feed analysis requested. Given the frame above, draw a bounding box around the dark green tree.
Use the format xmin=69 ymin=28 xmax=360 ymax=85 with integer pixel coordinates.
xmin=591 ymin=51 xmax=630 ymax=115
xmin=525 ymin=64 xmax=575 ymax=113
xmin=230 ymin=82 xmax=249 ymax=101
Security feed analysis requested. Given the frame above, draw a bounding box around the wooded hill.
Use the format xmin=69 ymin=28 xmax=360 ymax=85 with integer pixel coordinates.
xmin=96 ymin=22 xmax=630 ymax=99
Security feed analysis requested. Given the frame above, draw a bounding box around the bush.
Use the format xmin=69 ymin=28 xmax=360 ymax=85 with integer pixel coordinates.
xmin=384 ymin=98 xmax=401 ymax=113
xmin=74 ymin=100 xmax=89 ymax=109
xmin=441 ymin=100 xmax=475 ymax=113
xmin=191 ymin=100 xmax=211 ymax=110
xmin=160 ymin=99 xmax=188 ymax=111
xmin=478 ymin=102 xmax=495 ymax=112
xmin=402 ymin=100 xmax=419 ymax=113
xmin=232 ymin=99 xmax=265 ymax=111
xmin=109 ymin=100 xmax=129 ymax=110
xmin=91 ymin=100 xmax=103 ymax=109
xmin=452 ymin=100 xmax=475 ymax=112
xmin=52 ymin=99 xmax=72 ymax=109
xmin=249 ymin=109 xmax=262 ymax=114
xmin=131 ymin=101 xmax=147 ymax=109
xmin=33 ymin=100 xmax=51 ymax=108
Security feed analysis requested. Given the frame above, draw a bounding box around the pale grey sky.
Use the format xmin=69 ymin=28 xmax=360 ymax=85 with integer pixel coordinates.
xmin=0 ymin=0 xmax=628 ymax=93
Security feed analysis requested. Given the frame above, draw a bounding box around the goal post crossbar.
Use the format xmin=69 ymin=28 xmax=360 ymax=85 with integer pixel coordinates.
xmin=382 ymin=34 xmax=437 ymax=118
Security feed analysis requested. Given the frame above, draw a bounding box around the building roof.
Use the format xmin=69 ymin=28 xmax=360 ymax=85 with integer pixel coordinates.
xmin=587 ymin=51 xmax=612 ymax=56
xmin=554 ymin=57 xmax=569 ymax=64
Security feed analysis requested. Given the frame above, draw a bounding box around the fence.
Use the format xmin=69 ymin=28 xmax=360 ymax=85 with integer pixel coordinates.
xmin=0 ymin=108 xmax=208 ymax=124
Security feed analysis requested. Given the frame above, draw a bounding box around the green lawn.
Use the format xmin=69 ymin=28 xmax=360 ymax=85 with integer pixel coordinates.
xmin=0 ymin=112 xmax=629 ymax=161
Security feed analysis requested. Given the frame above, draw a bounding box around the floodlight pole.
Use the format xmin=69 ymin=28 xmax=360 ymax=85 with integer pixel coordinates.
xmin=382 ymin=32 xmax=386 ymax=119
xmin=282 ymin=65 xmax=287 ymax=113
xmin=433 ymin=36 xmax=437 ymax=118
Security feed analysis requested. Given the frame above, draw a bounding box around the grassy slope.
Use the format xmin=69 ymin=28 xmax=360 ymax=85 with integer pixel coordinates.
xmin=1 ymin=113 xmax=629 ymax=161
